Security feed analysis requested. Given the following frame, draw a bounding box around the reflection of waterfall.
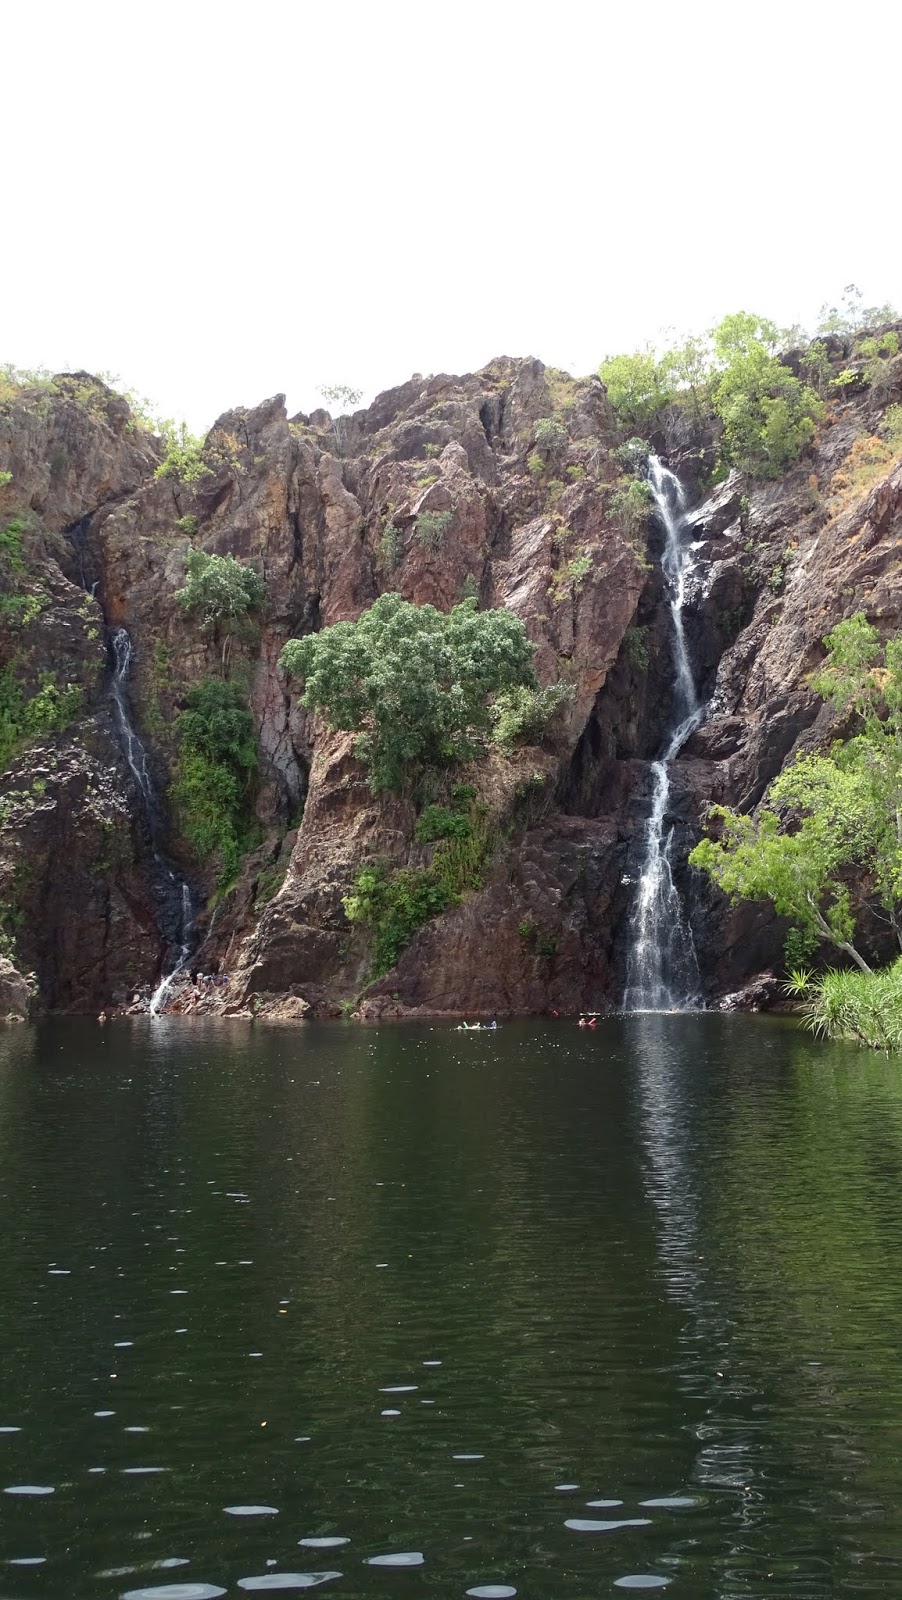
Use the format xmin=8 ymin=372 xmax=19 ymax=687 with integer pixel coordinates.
xmin=108 ymin=629 xmax=195 ymax=1013
xmin=632 ymin=1015 xmax=754 ymax=1499
xmin=623 ymin=457 xmax=703 ymax=1013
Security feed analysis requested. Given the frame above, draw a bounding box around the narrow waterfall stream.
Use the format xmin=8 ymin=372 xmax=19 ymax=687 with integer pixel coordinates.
xmin=623 ymin=457 xmax=704 ymax=1012
xmin=108 ymin=629 xmax=196 ymax=1013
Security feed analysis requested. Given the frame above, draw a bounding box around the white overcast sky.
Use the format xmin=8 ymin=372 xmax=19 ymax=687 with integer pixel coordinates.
xmin=5 ymin=0 xmax=901 ymax=432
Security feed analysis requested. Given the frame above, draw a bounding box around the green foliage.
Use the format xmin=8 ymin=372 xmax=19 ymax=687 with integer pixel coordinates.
xmin=345 ymin=790 xmax=500 ymax=976
xmin=490 ymin=681 xmax=574 ymax=750
xmin=526 ymin=453 xmax=546 ymax=478
xmin=624 ymin=624 xmax=649 ymax=671
xmin=598 ymin=349 xmax=676 ymax=430
xmin=280 ymin=593 xmax=537 ymax=793
xmin=857 ymin=330 xmax=900 ymax=401
xmin=783 ymin=966 xmax=815 ymax=997
xmin=415 ymin=508 xmax=453 ymax=551
xmin=378 ymin=519 xmax=404 ymax=571
xmin=155 ymin=422 xmax=212 ymax=485
xmin=883 ymin=405 xmax=902 ymax=448
xmin=318 ymin=383 xmax=362 ymax=411
xmin=254 ymin=861 xmax=287 ymax=908
xmin=173 ymin=678 xmax=258 ymax=888
xmin=423 ymin=441 xmax=442 ymax=458
xmin=691 ymin=613 xmax=902 ymax=969
xmin=816 ymin=284 xmax=898 ymax=336
xmin=550 ymin=554 xmax=593 ymax=603
xmin=0 ymin=471 xmax=11 ymax=488
xmin=176 ymin=514 xmax=199 ymax=536
xmin=799 ymin=338 xmax=832 ymax=395
xmin=801 ymin=960 xmax=902 ymax=1052
xmin=0 ymin=517 xmax=27 ymax=574
xmin=610 ymin=477 xmax=653 ymax=540
xmin=176 ymin=550 xmax=264 ymax=631
xmin=615 ymin=437 xmax=651 ymax=474
xmin=414 ymin=803 xmax=471 ymax=843
xmin=711 ymin=312 xmax=823 ymax=479
xmin=176 ymin=678 xmax=258 ymax=770
xmin=343 ymin=861 xmax=456 ymax=977
xmin=0 ymin=663 xmax=83 ymax=772
xmin=533 ymin=417 xmax=568 ymax=452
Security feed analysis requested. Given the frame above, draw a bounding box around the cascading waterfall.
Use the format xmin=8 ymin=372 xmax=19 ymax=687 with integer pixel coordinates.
xmin=108 ymin=629 xmax=196 ymax=1014
xmin=623 ymin=457 xmax=704 ymax=1012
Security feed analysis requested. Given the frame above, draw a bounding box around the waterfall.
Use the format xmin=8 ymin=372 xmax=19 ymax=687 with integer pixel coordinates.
xmin=623 ymin=457 xmax=704 ymax=1013
xmin=107 ymin=629 xmax=196 ymax=1014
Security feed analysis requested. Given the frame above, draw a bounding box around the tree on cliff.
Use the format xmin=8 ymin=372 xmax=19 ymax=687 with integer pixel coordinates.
xmin=690 ymin=615 xmax=902 ymax=971
xmin=176 ymin=550 xmax=264 ymax=672
xmin=598 ymin=312 xmax=823 ymax=479
xmin=279 ymin=593 xmax=538 ymax=792
xmin=710 ymin=313 xmax=823 ymax=479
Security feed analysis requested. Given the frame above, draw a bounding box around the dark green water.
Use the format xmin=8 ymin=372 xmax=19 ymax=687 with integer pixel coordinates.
xmin=1 ymin=1016 xmax=901 ymax=1599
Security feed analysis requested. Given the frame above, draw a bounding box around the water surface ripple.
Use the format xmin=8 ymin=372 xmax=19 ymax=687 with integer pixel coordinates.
xmin=0 ymin=1014 xmax=900 ymax=1596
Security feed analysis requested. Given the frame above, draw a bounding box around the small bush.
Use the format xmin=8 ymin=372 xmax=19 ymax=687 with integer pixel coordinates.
xmin=624 ymin=624 xmax=649 ymax=671
xmin=491 ymin=681 xmax=574 ymax=749
xmin=0 ymin=664 xmax=83 ymax=771
xmin=414 ymin=804 xmax=472 ymax=843
xmin=610 ymin=478 xmax=653 ymax=540
xmin=550 ymin=554 xmax=593 ymax=602
xmin=534 ymin=417 xmax=568 ymax=452
xmin=176 ymin=515 xmax=199 ymax=536
xmin=615 ymin=437 xmax=651 ymax=474
xmin=379 ymin=520 xmax=404 ymax=571
xmin=883 ymin=405 xmax=902 ymax=448
xmin=526 ymin=453 xmax=545 ymax=478
xmin=423 ymin=442 xmax=442 ymax=458
xmin=414 ymin=509 xmax=453 ymax=551
xmin=343 ymin=862 xmax=456 ymax=977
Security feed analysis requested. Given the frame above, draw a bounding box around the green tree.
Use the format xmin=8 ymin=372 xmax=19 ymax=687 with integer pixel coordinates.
xmin=598 ymin=348 xmax=676 ymax=431
xmin=175 ymin=550 xmax=264 ymax=671
xmin=155 ymin=422 xmax=211 ymax=486
xmin=279 ymin=593 xmax=537 ymax=792
xmin=816 ymin=283 xmax=898 ymax=336
xmin=710 ymin=311 xmax=823 ymax=478
xmin=691 ymin=614 xmax=902 ymax=970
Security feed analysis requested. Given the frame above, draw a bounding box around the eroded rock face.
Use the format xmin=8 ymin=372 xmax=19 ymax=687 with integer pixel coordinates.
xmin=0 ymin=956 xmax=33 ymax=1020
xmin=0 ymin=353 xmax=900 ymax=1014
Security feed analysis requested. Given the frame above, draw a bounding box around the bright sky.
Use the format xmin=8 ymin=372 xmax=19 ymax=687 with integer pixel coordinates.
xmin=5 ymin=0 xmax=901 ymax=432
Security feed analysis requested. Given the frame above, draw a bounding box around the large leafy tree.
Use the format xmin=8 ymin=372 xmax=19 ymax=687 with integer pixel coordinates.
xmin=710 ymin=312 xmax=823 ymax=479
xmin=691 ymin=615 xmax=902 ymax=971
xmin=279 ymin=593 xmax=537 ymax=792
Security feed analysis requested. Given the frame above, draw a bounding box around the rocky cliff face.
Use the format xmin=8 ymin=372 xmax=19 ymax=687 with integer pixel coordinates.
xmin=0 ymin=342 xmax=899 ymax=1016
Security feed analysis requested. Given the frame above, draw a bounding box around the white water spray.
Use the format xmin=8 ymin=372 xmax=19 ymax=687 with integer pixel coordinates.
xmin=623 ymin=458 xmax=704 ymax=1012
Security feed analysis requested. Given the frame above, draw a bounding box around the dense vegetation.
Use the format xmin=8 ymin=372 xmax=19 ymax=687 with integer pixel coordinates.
xmin=692 ymin=615 xmax=902 ymax=1047
xmin=172 ymin=678 xmax=259 ymax=889
xmin=343 ymin=788 xmax=497 ymax=978
xmin=599 ymin=289 xmax=898 ymax=480
xmin=279 ymin=593 xmax=557 ymax=793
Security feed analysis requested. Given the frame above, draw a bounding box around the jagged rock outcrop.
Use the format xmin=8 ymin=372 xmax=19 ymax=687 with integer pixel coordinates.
xmin=0 ymin=344 xmax=899 ymax=1015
